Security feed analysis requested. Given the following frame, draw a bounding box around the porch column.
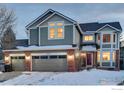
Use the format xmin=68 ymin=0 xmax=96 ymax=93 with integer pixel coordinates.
xmin=100 ymin=33 xmax=103 ymax=67
xmin=25 ymin=52 xmax=32 ymax=71
xmin=67 ymin=49 xmax=77 ymax=72
xmin=110 ymin=33 xmax=113 ymax=67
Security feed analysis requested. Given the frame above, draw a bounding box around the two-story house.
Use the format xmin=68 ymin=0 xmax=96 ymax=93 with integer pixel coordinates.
xmin=3 ymin=9 xmax=122 ymax=72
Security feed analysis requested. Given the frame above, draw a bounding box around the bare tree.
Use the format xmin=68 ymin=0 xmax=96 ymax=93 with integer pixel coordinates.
xmin=1 ymin=26 xmax=16 ymax=49
xmin=0 ymin=6 xmax=16 ymax=49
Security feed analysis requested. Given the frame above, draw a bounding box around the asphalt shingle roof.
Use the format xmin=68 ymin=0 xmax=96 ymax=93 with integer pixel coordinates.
xmin=79 ymin=22 xmax=122 ymax=32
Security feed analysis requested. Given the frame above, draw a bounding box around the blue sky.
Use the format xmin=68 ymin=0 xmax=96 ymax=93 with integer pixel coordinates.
xmin=1 ymin=3 xmax=124 ymax=39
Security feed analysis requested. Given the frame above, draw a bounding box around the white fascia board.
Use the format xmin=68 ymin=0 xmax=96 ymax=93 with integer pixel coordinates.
xmin=37 ymin=11 xmax=77 ymax=27
xmin=37 ymin=13 xmax=56 ymax=27
xmin=26 ymin=9 xmax=54 ymax=29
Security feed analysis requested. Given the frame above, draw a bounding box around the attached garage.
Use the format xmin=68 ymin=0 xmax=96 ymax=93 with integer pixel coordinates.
xmin=3 ymin=45 xmax=77 ymax=72
xmin=32 ymin=55 xmax=68 ymax=71
xmin=11 ymin=56 xmax=25 ymax=71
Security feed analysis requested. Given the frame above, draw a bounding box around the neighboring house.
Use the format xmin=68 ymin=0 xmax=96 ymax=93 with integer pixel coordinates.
xmin=3 ymin=9 xmax=122 ymax=72
xmin=15 ymin=39 xmax=28 ymax=47
xmin=120 ymin=40 xmax=124 ymax=70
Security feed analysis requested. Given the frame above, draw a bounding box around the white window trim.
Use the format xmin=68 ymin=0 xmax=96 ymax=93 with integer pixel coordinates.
xmin=48 ymin=21 xmax=65 ymax=40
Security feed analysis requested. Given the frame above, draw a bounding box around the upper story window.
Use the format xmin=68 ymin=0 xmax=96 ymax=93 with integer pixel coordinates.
xmin=97 ymin=34 xmax=100 ymax=43
xmin=103 ymin=34 xmax=110 ymax=43
xmin=84 ymin=35 xmax=93 ymax=41
xmin=48 ymin=22 xmax=64 ymax=39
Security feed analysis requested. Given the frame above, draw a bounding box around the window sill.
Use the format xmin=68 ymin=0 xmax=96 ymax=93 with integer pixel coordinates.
xmin=48 ymin=38 xmax=64 ymax=40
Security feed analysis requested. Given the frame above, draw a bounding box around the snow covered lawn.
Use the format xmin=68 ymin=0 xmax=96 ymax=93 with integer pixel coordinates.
xmin=0 ymin=69 xmax=124 ymax=85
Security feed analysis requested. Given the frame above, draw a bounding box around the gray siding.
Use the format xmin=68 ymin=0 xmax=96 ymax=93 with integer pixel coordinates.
xmin=28 ymin=12 xmax=53 ymax=28
xmin=75 ymin=27 xmax=80 ymax=46
xmin=30 ymin=28 xmax=39 ymax=45
xmin=40 ymin=14 xmax=73 ymax=26
xmin=40 ymin=25 xmax=73 ymax=46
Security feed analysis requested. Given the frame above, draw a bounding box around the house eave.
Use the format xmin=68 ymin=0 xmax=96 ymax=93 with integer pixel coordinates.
xmin=96 ymin=24 xmax=122 ymax=33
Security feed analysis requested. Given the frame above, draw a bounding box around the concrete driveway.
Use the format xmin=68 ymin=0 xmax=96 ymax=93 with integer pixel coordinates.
xmin=0 ymin=72 xmax=22 ymax=82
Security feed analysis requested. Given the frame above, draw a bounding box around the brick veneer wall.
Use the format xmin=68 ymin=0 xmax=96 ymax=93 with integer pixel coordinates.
xmin=67 ymin=49 xmax=77 ymax=72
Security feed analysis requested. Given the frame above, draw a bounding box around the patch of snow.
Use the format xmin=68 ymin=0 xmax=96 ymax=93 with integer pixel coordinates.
xmin=41 ymin=69 xmax=124 ymax=85
xmin=17 ymin=45 xmax=78 ymax=50
xmin=0 ymin=69 xmax=124 ymax=85
xmin=4 ymin=45 xmax=78 ymax=52
xmin=0 ymin=72 xmax=58 ymax=85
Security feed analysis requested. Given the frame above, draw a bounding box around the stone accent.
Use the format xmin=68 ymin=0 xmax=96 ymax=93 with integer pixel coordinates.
xmin=93 ymin=52 xmax=97 ymax=67
xmin=24 ymin=52 xmax=32 ymax=71
xmin=67 ymin=49 xmax=77 ymax=72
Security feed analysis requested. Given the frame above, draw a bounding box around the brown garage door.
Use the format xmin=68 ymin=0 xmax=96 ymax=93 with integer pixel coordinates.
xmin=11 ymin=56 xmax=25 ymax=71
xmin=32 ymin=55 xmax=68 ymax=71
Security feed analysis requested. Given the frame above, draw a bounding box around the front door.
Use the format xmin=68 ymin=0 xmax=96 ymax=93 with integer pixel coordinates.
xmin=86 ymin=53 xmax=93 ymax=67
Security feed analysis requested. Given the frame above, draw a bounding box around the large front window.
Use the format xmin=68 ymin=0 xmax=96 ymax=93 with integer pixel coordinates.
xmin=49 ymin=28 xmax=55 ymax=38
xmin=103 ymin=34 xmax=111 ymax=43
xmin=84 ymin=35 xmax=93 ymax=41
xmin=48 ymin=22 xmax=64 ymax=39
xmin=102 ymin=52 xmax=110 ymax=61
xmin=97 ymin=51 xmax=116 ymax=62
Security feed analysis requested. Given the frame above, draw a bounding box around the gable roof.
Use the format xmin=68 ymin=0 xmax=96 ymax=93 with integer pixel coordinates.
xmin=26 ymin=9 xmax=77 ymax=29
xmin=26 ymin=9 xmax=54 ymax=29
xmin=98 ymin=22 xmax=122 ymax=30
xmin=79 ymin=22 xmax=122 ymax=32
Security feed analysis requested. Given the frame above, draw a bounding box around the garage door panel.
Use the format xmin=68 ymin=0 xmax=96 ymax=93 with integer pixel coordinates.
xmin=12 ymin=59 xmax=25 ymax=71
xmin=32 ymin=55 xmax=67 ymax=71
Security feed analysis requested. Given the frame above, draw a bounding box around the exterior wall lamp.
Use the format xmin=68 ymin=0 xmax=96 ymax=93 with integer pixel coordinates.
xmin=4 ymin=56 xmax=10 ymax=64
xmin=26 ymin=55 xmax=31 ymax=61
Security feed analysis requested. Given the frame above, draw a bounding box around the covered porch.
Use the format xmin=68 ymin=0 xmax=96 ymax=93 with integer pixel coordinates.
xmin=80 ymin=45 xmax=97 ymax=69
